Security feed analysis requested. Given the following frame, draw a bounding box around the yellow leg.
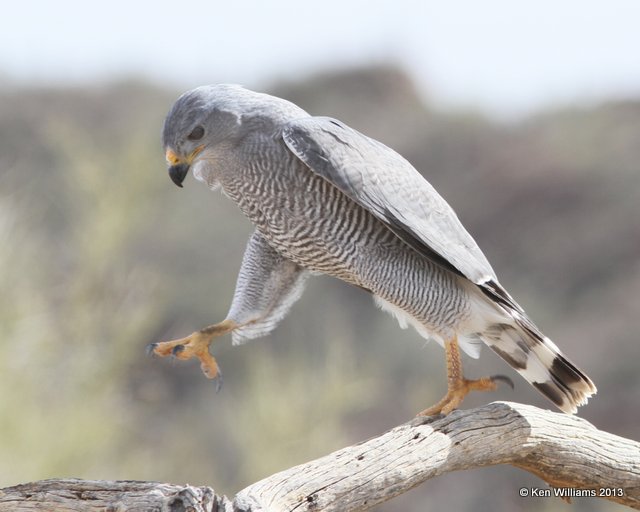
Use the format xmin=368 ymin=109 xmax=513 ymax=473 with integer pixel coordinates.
xmin=148 ymin=319 xmax=237 ymax=391
xmin=418 ymin=336 xmax=513 ymax=416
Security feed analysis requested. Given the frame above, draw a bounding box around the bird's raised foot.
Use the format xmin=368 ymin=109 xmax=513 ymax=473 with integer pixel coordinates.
xmin=417 ymin=374 xmax=514 ymax=417
xmin=147 ymin=319 xmax=236 ymax=389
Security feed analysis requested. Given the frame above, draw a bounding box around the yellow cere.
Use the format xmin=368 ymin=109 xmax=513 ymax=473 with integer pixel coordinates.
xmin=165 ymin=149 xmax=181 ymax=166
xmin=166 ymin=145 xmax=204 ymax=166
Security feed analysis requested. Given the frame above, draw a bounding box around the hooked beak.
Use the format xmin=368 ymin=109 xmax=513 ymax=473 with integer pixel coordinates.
xmin=165 ymin=145 xmax=204 ymax=188
xmin=168 ymin=163 xmax=190 ymax=187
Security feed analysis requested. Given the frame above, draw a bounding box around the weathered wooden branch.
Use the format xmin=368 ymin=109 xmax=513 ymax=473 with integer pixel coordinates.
xmin=2 ymin=402 xmax=639 ymax=511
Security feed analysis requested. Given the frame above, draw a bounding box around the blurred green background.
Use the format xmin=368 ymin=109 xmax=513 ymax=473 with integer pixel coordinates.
xmin=1 ymin=2 xmax=640 ymax=511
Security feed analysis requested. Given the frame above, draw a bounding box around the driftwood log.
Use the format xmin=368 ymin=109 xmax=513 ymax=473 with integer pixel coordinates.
xmin=1 ymin=401 xmax=639 ymax=511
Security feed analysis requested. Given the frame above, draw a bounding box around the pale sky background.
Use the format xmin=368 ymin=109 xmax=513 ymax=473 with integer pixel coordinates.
xmin=2 ymin=0 xmax=640 ymax=118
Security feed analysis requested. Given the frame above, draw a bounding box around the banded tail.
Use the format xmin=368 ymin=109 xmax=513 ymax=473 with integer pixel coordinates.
xmin=481 ymin=312 xmax=596 ymax=414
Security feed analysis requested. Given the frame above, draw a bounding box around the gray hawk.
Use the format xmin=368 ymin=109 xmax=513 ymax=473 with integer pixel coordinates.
xmin=149 ymin=85 xmax=596 ymax=415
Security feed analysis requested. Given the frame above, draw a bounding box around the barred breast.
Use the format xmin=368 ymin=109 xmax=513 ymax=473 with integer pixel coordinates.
xmin=223 ymin=140 xmax=473 ymax=350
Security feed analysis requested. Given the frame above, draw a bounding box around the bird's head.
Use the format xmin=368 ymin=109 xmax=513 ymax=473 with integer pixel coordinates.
xmin=162 ymin=84 xmax=246 ymax=187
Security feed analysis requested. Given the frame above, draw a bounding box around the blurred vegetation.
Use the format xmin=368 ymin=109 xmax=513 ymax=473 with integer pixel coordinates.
xmin=0 ymin=67 xmax=638 ymax=512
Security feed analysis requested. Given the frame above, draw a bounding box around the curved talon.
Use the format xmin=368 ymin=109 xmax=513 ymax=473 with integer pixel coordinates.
xmin=212 ymin=371 xmax=223 ymax=393
xmin=491 ymin=374 xmax=515 ymax=390
xmin=411 ymin=413 xmax=444 ymax=426
xmin=171 ymin=344 xmax=185 ymax=356
xmin=145 ymin=343 xmax=158 ymax=356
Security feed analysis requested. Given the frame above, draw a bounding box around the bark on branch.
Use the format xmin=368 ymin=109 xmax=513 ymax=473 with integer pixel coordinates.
xmin=2 ymin=402 xmax=639 ymax=511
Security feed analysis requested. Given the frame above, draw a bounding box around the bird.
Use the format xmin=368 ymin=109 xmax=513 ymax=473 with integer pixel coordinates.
xmin=149 ymin=84 xmax=596 ymax=415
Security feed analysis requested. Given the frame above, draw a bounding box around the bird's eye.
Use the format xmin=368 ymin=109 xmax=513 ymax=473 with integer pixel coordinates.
xmin=187 ymin=125 xmax=205 ymax=141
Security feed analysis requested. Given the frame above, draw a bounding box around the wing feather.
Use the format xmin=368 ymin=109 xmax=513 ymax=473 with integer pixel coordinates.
xmin=283 ymin=116 xmax=496 ymax=285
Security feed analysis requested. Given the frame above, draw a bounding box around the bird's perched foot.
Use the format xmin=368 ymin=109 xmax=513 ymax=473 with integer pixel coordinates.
xmin=147 ymin=319 xmax=237 ymax=391
xmin=418 ymin=336 xmax=514 ymax=416
xmin=418 ymin=374 xmax=513 ymax=416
